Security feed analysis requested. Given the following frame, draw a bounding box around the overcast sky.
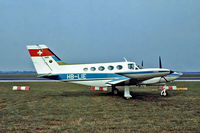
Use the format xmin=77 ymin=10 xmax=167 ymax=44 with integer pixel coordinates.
xmin=0 ymin=0 xmax=199 ymax=72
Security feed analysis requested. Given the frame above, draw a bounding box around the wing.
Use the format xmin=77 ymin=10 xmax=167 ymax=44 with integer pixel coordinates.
xmin=106 ymin=76 xmax=130 ymax=85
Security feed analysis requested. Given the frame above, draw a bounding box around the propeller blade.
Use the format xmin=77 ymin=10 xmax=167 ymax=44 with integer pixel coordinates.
xmin=159 ymin=56 xmax=162 ymax=68
xmin=163 ymin=76 xmax=168 ymax=82
xmin=141 ymin=60 xmax=143 ymax=67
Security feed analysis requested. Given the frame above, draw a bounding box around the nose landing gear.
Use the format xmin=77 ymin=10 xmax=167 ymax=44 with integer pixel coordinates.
xmin=160 ymin=89 xmax=168 ymax=97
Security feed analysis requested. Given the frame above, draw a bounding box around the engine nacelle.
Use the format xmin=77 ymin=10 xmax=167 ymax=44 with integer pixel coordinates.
xmin=139 ymin=77 xmax=164 ymax=85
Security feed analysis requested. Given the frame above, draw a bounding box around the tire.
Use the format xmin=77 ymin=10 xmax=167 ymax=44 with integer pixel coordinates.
xmin=112 ymin=88 xmax=119 ymax=95
xmin=161 ymin=90 xmax=168 ymax=97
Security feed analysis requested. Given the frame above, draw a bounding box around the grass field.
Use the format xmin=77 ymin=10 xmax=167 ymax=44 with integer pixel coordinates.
xmin=0 ymin=82 xmax=200 ymax=132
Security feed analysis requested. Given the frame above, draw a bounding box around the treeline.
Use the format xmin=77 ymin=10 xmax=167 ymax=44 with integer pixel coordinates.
xmin=0 ymin=71 xmax=36 ymax=74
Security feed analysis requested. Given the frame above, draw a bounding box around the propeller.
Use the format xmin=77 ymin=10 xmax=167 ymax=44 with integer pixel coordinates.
xmin=159 ymin=56 xmax=174 ymax=74
xmin=159 ymin=76 xmax=169 ymax=82
xmin=141 ymin=60 xmax=143 ymax=67
xmin=159 ymin=56 xmax=162 ymax=68
xmin=158 ymin=56 xmax=174 ymax=82
xmin=163 ymin=76 xmax=168 ymax=82
xmin=159 ymin=56 xmax=167 ymax=82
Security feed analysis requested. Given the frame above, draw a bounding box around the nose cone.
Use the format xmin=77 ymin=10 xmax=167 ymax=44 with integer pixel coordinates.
xmin=164 ymin=71 xmax=183 ymax=82
xmin=170 ymin=70 xmax=174 ymax=74
xmin=169 ymin=70 xmax=182 ymax=77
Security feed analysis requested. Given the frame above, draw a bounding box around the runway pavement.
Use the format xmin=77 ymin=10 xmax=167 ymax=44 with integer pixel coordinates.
xmin=175 ymin=77 xmax=200 ymax=82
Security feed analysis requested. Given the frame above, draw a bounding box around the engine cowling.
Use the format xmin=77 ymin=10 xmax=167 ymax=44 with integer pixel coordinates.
xmin=139 ymin=77 xmax=164 ymax=85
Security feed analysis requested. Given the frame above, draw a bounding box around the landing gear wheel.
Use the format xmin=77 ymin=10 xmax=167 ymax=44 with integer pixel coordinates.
xmin=161 ymin=90 xmax=168 ymax=97
xmin=112 ymin=88 xmax=119 ymax=95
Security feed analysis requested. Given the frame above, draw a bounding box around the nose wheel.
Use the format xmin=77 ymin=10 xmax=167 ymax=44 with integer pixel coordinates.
xmin=161 ymin=90 xmax=168 ymax=97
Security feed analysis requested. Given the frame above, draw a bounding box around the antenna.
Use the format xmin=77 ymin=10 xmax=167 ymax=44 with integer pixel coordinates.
xmin=123 ymin=57 xmax=128 ymax=62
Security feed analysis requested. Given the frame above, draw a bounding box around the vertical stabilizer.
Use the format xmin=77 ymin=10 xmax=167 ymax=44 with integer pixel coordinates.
xmin=27 ymin=44 xmax=61 ymax=75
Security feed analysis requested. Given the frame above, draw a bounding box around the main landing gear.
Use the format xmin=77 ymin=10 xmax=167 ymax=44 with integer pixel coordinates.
xmin=124 ymin=86 xmax=132 ymax=99
xmin=111 ymin=86 xmax=119 ymax=95
xmin=111 ymin=86 xmax=132 ymax=99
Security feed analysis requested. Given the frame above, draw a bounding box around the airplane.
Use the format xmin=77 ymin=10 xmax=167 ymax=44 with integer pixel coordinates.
xmin=27 ymin=44 xmax=182 ymax=99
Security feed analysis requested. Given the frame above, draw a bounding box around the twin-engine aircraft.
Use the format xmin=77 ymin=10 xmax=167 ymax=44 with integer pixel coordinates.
xmin=27 ymin=45 xmax=182 ymax=99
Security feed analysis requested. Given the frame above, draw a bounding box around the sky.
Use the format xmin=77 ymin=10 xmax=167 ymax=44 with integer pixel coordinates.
xmin=0 ymin=0 xmax=200 ymax=72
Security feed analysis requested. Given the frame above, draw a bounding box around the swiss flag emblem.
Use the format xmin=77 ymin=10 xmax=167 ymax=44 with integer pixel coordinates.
xmin=28 ymin=48 xmax=54 ymax=57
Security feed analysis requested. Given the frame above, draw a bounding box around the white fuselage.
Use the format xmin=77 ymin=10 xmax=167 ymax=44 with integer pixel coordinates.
xmin=40 ymin=61 xmax=172 ymax=86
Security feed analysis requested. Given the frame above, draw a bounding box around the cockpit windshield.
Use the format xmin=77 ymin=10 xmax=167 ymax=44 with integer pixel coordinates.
xmin=128 ymin=63 xmax=143 ymax=70
xmin=136 ymin=64 xmax=143 ymax=69
xmin=128 ymin=64 xmax=134 ymax=69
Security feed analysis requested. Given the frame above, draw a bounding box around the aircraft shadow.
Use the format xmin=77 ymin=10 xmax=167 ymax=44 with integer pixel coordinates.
xmin=39 ymin=90 xmax=179 ymax=101
xmin=59 ymin=91 xmax=177 ymax=101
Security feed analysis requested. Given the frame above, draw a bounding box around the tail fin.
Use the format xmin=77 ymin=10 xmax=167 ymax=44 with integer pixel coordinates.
xmin=27 ymin=44 xmax=66 ymax=76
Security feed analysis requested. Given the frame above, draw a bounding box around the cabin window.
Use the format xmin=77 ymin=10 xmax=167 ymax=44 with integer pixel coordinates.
xmin=108 ymin=66 xmax=114 ymax=70
xmin=90 ymin=67 xmax=96 ymax=71
xmin=128 ymin=64 xmax=134 ymax=69
xmin=98 ymin=66 xmax=105 ymax=71
xmin=83 ymin=68 xmax=88 ymax=71
xmin=116 ymin=65 xmax=123 ymax=70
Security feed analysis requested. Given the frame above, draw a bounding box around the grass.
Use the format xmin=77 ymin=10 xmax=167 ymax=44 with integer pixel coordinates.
xmin=0 ymin=82 xmax=199 ymax=132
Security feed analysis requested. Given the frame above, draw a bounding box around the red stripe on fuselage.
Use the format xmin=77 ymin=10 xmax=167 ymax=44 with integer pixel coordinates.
xmin=28 ymin=48 xmax=54 ymax=57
